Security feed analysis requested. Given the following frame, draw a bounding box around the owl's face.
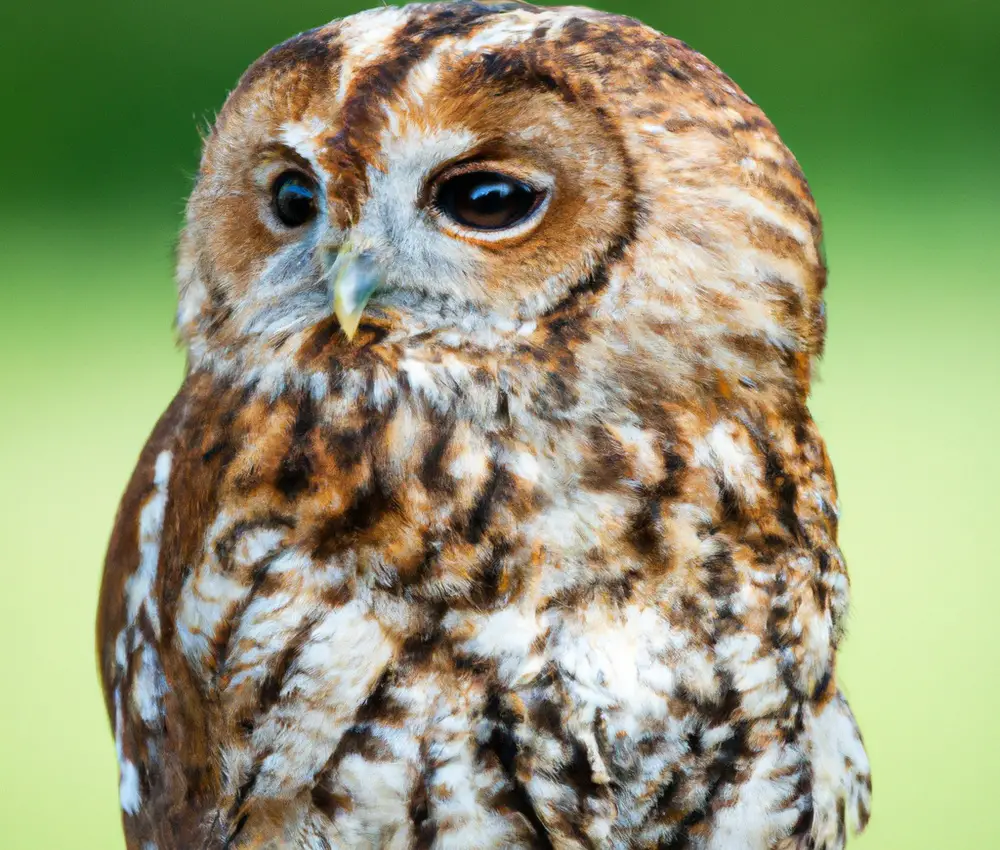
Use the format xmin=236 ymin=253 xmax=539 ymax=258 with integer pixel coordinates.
xmin=178 ymin=2 xmax=826 ymax=404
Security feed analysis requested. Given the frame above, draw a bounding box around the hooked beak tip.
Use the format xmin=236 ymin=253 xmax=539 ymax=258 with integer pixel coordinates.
xmin=330 ymin=249 xmax=380 ymax=342
xmin=334 ymin=303 xmax=364 ymax=341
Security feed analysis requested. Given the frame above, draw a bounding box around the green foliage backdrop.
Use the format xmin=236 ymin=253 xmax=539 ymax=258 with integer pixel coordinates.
xmin=1 ymin=2 xmax=997 ymax=848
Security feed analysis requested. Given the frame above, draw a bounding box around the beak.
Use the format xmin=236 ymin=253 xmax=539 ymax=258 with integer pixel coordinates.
xmin=329 ymin=242 xmax=381 ymax=341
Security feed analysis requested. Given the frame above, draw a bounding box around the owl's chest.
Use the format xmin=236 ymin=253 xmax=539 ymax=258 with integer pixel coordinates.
xmin=222 ymin=395 xmax=715 ymax=702
xmin=333 ymin=407 xmax=667 ymax=605
xmin=174 ymin=392 xmax=682 ymax=668
xmin=167 ymin=389 xmax=813 ymax=844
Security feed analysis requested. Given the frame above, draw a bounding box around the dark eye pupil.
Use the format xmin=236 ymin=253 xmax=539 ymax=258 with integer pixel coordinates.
xmin=437 ymin=171 xmax=541 ymax=231
xmin=273 ymin=171 xmax=317 ymax=227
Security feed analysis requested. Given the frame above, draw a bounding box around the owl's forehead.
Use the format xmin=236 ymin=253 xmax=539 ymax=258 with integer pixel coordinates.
xmin=247 ymin=2 xmax=613 ymax=94
xmin=235 ymin=4 xmax=567 ymax=116
xmin=216 ymin=2 xmax=728 ymax=158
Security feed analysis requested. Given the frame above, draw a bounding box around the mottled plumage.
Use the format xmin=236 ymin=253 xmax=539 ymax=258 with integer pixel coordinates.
xmin=98 ymin=3 xmax=871 ymax=848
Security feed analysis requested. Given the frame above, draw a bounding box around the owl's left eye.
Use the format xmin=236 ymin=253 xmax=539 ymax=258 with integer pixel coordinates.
xmin=272 ymin=171 xmax=318 ymax=228
xmin=434 ymin=171 xmax=544 ymax=232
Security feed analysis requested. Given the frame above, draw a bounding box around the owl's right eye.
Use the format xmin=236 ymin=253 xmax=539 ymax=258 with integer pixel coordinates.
xmin=272 ymin=171 xmax=318 ymax=228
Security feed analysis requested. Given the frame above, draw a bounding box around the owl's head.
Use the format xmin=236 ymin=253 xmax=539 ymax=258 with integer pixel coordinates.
xmin=177 ymin=2 xmax=826 ymax=406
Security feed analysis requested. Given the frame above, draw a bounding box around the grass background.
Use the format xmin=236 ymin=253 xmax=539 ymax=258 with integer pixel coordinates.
xmin=1 ymin=1 xmax=997 ymax=847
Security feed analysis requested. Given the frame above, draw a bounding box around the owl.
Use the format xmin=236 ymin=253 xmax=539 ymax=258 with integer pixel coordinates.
xmin=97 ymin=3 xmax=871 ymax=848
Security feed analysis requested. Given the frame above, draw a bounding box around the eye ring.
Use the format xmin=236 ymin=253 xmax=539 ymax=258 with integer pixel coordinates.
xmin=271 ymin=170 xmax=318 ymax=228
xmin=433 ymin=170 xmax=546 ymax=233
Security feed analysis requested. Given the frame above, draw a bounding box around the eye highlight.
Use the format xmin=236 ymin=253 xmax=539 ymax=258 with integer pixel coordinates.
xmin=435 ymin=171 xmax=544 ymax=232
xmin=272 ymin=171 xmax=318 ymax=228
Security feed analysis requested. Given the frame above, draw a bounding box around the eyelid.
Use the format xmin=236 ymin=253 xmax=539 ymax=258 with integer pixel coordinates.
xmin=423 ymin=159 xmax=554 ymax=210
xmin=252 ymin=146 xmax=323 ymax=195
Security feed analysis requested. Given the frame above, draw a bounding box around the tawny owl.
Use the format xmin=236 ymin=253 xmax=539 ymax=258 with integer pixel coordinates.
xmin=97 ymin=3 xmax=871 ymax=848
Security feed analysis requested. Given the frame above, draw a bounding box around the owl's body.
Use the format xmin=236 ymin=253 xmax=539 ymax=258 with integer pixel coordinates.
xmin=98 ymin=4 xmax=870 ymax=848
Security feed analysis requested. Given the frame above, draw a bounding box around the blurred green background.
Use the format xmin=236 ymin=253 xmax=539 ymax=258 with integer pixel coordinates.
xmin=1 ymin=1 xmax=997 ymax=847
